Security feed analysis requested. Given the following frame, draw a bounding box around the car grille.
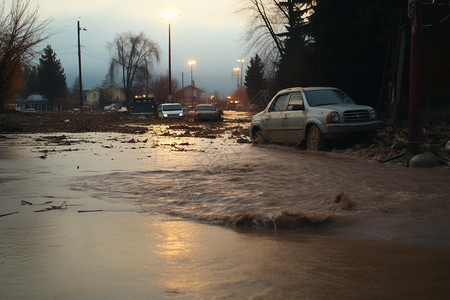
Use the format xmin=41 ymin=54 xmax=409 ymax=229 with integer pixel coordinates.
xmin=343 ymin=110 xmax=371 ymax=122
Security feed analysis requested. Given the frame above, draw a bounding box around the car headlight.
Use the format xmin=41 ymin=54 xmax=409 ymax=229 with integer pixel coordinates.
xmin=369 ymin=108 xmax=377 ymax=119
xmin=163 ymin=113 xmax=168 ymax=117
xmin=326 ymin=111 xmax=340 ymax=123
xmin=179 ymin=113 xmax=183 ymax=117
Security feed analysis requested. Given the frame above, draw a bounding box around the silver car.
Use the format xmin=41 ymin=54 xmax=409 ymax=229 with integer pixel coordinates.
xmin=250 ymin=87 xmax=381 ymax=150
xmin=193 ymin=104 xmax=222 ymax=120
xmin=158 ymin=103 xmax=184 ymax=119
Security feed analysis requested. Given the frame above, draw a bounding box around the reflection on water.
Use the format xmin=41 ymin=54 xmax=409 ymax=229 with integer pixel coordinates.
xmin=1 ymin=125 xmax=450 ymax=299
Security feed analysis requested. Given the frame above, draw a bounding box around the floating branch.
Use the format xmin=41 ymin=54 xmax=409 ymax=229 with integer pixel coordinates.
xmin=0 ymin=211 xmax=19 ymax=218
xmin=34 ymin=202 xmax=67 ymax=212
xmin=21 ymin=200 xmax=53 ymax=205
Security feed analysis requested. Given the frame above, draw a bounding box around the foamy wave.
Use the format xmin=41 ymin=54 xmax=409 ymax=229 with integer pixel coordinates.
xmin=178 ymin=210 xmax=331 ymax=230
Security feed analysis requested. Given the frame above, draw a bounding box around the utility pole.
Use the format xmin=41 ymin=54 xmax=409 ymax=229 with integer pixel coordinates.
xmin=237 ymin=59 xmax=245 ymax=99
xmin=189 ymin=61 xmax=196 ymax=106
xmin=161 ymin=14 xmax=180 ymax=102
xmin=77 ymin=21 xmax=86 ymax=110
xmin=168 ymin=20 xmax=172 ymax=100
xmin=408 ymin=0 xmax=422 ymax=154
xmin=233 ymin=67 xmax=240 ymax=101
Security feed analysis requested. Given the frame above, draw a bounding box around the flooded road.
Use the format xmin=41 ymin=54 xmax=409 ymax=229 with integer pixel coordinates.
xmin=1 ymin=115 xmax=450 ymax=299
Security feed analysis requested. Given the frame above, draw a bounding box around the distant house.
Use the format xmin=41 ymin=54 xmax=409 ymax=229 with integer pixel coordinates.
xmin=20 ymin=94 xmax=48 ymax=112
xmin=174 ymin=85 xmax=208 ymax=107
xmin=86 ymin=86 xmax=125 ymax=108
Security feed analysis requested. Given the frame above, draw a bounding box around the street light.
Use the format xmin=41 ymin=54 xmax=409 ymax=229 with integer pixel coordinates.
xmin=161 ymin=13 xmax=180 ymax=101
xmin=237 ymin=59 xmax=244 ymax=91
xmin=188 ymin=60 xmax=196 ymax=106
xmin=233 ymin=67 xmax=240 ymax=96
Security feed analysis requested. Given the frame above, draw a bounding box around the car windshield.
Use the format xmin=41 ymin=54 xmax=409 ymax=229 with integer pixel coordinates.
xmin=305 ymin=89 xmax=355 ymax=107
xmin=163 ymin=104 xmax=182 ymax=111
xmin=197 ymin=105 xmax=216 ymax=111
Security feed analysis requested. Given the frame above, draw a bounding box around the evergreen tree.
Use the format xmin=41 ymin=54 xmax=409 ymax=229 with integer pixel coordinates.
xmin=275 ymin=0 xmax=313 ymax=89
xmin=23 ymin=65 xmax=39 ymax=96
xmin=37 ymin=45 xmax=68 ymax=111
xmin=244 ymin=54 xmax=267 ymax=101
xmin=304 ymin=0 xmax=407 ymax=106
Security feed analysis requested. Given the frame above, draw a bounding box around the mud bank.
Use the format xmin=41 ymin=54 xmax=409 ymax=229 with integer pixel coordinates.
xmin=1 ymin=111 xmax=449 ymax=167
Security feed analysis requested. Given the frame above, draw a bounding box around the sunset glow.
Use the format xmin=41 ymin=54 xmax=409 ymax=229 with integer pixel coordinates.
xmin=31 ymin=0 xmax=247 ymax=97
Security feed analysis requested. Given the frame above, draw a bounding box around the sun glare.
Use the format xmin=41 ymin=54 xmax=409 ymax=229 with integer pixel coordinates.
xmin=161 ymin=12 xmax=181 ymax=22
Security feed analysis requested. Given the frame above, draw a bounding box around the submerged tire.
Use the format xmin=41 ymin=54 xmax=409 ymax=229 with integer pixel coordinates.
xmin=252 ymin=130 xmax=266 ymax=144
xmin=307 ymin=125 xmax=324 ymax=151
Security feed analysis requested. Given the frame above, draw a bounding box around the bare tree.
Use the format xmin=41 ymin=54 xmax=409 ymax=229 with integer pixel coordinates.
xmin=107 ymin=32 xmax=160 ymax=107
xmin=150 ymin=75 xmax=179 ymax=104
xmin=0 ymin=0 xmax=51 ymax=111
xmin=238 ymin=0 xmax=314 ymax=61
xmin=133 ymin=59 xmax=154 ymax=95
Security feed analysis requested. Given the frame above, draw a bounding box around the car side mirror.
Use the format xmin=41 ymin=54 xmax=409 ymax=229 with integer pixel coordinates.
xmin=292 ymin=104 xmax=304 ymax=111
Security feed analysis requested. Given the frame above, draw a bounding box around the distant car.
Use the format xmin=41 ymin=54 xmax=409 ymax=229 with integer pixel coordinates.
xmin=250 ymin=87 xmax=381 ymax=150
xmin=193 ymin=104 xmax=222 ymax=120
xmin=158 ymin=103 xmax=184 ymax=119
xmin=24 ymin=108 xmax=36 ymax=113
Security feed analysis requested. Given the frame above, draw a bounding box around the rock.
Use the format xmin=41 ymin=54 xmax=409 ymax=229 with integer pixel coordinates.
xmin=409 ymin=152 xmax=441 ymax=168
xmin=333 ymin=192 xmax=354 ymax=210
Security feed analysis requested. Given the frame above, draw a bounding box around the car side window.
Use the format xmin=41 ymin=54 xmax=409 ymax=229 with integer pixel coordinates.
xmin=287 ymin=92 xmax=304 ymax=110
xmin=269 ymin=94 xmax=288 ymax=112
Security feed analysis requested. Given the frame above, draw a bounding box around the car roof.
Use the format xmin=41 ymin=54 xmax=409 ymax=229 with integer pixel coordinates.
xmin=196 ymin=104 xmax=214 ymax=107
xmin=160 ymin=103 xmax=181 ymax=106
xmin=277 ymin=87 xmax=338 ymax=94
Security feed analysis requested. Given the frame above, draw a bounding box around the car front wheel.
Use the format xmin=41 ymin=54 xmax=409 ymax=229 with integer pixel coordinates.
xmin=252 ymin=130 xmax=266 ymax=144
xmin=307 ymin=125 xmax=324 ymax=151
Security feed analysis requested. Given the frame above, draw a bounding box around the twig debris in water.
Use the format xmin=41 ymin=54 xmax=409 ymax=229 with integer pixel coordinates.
xmin=34 ymin=201 xmax=67 ymax=212
xmin=0 ymin=211 xmax=19 ymax=218
xmin=21 ymin=200 xmax=53 ymax=205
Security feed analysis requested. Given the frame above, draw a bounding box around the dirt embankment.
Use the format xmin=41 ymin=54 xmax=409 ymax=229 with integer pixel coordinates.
xmin=0 ymin=111 xmax=249 ymax=138
xmin=1 ymin=111 xmax=448 ymax=167
xmin=328 ymin=122 xmax=450 ymax=167
xmin=1 ymin=112 xmax=152 ymax=134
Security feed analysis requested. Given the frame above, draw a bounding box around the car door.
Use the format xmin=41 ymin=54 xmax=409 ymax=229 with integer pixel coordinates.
xmin=284 ymin=92 xmax=307 ymax=143
xmin=264 ymin=94 xmax=289 ymax=143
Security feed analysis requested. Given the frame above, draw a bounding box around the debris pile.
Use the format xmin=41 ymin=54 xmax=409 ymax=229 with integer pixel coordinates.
xmin=330 ymin=122 xmax=449 ymax=167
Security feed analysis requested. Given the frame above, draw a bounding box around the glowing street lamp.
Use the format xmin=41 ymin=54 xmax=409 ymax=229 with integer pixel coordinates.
xmin=233 ymin=67 xmax=240 ymax=96
xmin=188 ymin=60 xmax=196 ymax=86
xmin=188 ymin=60 xmax=196 ymax=106
xmin=161 ymin=13 xmax=180 ymax=101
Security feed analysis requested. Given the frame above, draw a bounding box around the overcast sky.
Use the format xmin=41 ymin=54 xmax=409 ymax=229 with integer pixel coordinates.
xmin=33 ymin=0 xmax=251 ymax=98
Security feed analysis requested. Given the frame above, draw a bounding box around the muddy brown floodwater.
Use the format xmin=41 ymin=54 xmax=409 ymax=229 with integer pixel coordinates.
xmin=1 ymin=112 xmax=450 ymax=299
